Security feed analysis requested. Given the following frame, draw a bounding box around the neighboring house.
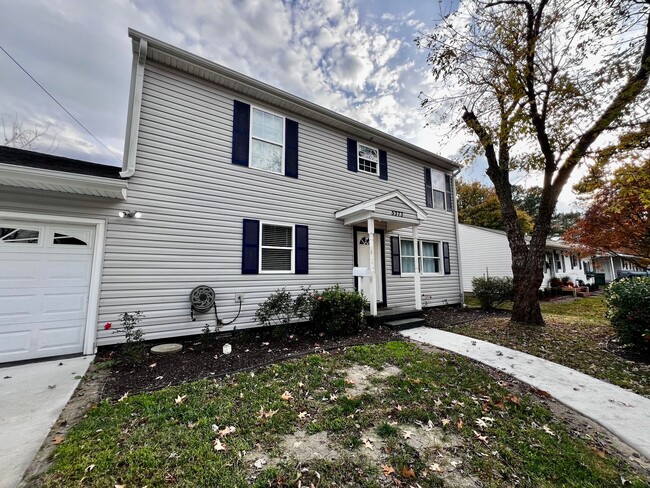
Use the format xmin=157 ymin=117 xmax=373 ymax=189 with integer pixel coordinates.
xmin=458 ymin=224 xmax=593 ymax=293
xmin=591 ymin=254 xmax=649 ymax=282
xmin=0 ymin=29 xmax=463 ymax=364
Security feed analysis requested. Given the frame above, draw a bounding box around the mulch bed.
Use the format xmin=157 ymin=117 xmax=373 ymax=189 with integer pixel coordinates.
xmin=99 ymin=326 xmax=399 ymax=399
xmin=425 ymin=304 xmax=510 ymax=328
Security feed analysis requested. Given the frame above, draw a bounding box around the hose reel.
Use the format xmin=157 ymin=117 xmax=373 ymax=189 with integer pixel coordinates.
xmin=190 ymin=285 xmax=241 ymax=327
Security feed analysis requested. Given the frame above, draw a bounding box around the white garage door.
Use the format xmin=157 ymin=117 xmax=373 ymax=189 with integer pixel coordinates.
xmin=0 ymin=221 xmax=95 ymax=363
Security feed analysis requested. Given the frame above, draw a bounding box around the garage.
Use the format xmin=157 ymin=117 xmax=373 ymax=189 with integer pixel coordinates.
xmin=0 ymin=221 xmax=97 ymax=363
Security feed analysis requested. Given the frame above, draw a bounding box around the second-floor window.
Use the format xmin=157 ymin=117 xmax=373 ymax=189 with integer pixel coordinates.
xmin=251 ymin=108 xmax=284 ymax=173
xmin=358 ymin=143 xmax=379 ymax=175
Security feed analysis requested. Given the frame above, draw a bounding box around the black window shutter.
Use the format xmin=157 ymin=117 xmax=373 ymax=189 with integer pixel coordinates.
xmin=390 ymin=236 xmax=401 ymax=275
xmin=443 ymin=242 xmax=451 ymax=275
xmin=579 ymin=258 xmax=582 ymax=270
xmin=242 ymin=219 xmax=259 ymax=274
xmin=347 ymin=138 xmax=358 ymax=172
xmin=424 ymin=168 xmax=433 ymax=208
xmin=445 ymin=174 xmax=454 ymax=212
xmin=379 ymin=149 xmax=388 ymax=180
xmin=232 ymin=101 xmax=250 ymax=166
xmin=285 ymin=119 xmax=299 ymax=178
xmin=295 ymin=225 xmax=308 ymax=274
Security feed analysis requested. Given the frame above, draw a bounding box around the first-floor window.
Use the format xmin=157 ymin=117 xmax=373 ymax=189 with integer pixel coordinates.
xmin=400 ymin=239 xmax=442 ymax=274
xmin=260 ymin=223 xmax=293 ymax=272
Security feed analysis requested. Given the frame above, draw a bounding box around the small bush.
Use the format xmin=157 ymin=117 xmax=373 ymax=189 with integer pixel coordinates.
xmin=605 ymin=277 xmax=650 ymax=355
xmin=113 ymin=311 xmax=146 ymax=363
xmin=255 ymin=287 xmax=312 ymax=327
xmin=310 ymin=285 xmax=367 ymax=335
xmin=471 ymin=276 xmax=514 ymax=309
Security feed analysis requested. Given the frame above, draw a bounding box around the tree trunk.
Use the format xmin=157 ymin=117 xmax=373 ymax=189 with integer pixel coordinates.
xmin=510 ymin=248 xmax=545 ymax=325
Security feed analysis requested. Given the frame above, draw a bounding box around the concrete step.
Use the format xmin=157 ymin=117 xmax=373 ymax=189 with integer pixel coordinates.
xmin=384 ymin=317 xmax=425 ymax=330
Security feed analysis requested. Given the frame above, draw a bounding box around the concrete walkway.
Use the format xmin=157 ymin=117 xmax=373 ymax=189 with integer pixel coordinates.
xmin=0 ymin=356 xmax=93 ymax=488
xmin=402 ymin=327 xmax=650 ymax=459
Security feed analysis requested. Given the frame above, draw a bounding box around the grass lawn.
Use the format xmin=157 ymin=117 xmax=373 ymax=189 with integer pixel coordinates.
xmin=40 ymin=342 xmax=647 ymax=487
xmin=458 ymin=295 xmax=650 ymax=398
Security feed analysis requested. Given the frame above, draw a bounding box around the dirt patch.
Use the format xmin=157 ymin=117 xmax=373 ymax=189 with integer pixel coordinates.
xmin=425 ymin=304 xmax=510 ymax=328
xmin=344 ymin=364 xmax=402 ymax=397
xmin=19 ymin=362 xmax=109 ymax=487
xmin=101 ymin=326 xmax=399 ymax=399
xmin=279 ymin=430 xmax=340 ymax=463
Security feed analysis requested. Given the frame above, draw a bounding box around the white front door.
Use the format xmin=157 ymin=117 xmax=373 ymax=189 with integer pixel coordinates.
xmin=357 ymin=232 xmax=383 ymax=303
xmin=0 ymin=221 xmax=95 ymax=363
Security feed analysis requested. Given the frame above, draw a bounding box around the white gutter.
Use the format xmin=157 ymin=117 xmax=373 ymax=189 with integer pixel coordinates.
xmin=120 ymin=38 xmax=147 ymax=179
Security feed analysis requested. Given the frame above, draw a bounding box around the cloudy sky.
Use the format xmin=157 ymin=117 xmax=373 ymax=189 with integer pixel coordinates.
xmin=0 ymin=0 xmax=582 ymax=210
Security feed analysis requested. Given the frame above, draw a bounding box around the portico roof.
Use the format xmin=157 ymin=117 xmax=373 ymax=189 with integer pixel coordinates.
xmin=334 ymin=190 xmax=427 ymax=229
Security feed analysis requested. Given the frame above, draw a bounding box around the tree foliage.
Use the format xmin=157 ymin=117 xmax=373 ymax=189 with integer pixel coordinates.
xmin=417 ymin=0 xmax=650 ymax=325
xmin=563 ymin=159 xmax=650 ymax=267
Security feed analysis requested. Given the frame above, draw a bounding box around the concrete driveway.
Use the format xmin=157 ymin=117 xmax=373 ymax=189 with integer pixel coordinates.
xmin=0 ymin=355 xmax=93 ymax=488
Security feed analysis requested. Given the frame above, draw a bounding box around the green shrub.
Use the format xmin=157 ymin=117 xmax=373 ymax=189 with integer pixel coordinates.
xmin=310 ymin=285 xmax=367 ymax=335
xmin=112 ymin=311 xmax=146 ymax=363
xmin=471 ymin=276 xmax=514 ymax=309
xmin=255 ymin=287 xmax=312 ymax=327
xmin=605 ymin=277 xmax=650 ymax=355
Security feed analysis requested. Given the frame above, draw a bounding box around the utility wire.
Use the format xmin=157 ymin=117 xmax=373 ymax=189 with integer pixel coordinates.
xmin=0 ymin=45 xmax=122 ymax=163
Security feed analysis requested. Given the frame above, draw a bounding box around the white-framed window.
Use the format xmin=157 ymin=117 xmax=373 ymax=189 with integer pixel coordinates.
xmin=358 ymin=143 xmax=379 ymax=175
xmin=0 ymin=227 xmax=40 ymax=244
xmin=250 ymin=107 xmax=284 ymax=174
xmin=430 ymin=169 xmax=446 ymax=209
xmin=400 ymin=239 xmax=442 ymax=275
xmin=260 ymin=222 xmax=294 ymax=273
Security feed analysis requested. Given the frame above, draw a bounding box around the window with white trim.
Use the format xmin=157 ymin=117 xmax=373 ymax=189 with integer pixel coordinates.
xmin=260 ymin=223 xmax=293 ymax=272
xmin=358 ymin=143 xmax=379 ymax=175
xmin=400 ymin=239 xmax=442 ymax=275
xmin=430 ymin=170 xmax=446 ymax=209
xmin=251 ymin=108 xmax=284 ymax=173
xmin=0 ymin=227 xmax=40 ymax=244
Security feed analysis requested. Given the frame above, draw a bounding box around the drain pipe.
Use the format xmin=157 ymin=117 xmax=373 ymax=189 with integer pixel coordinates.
xmin=451 ymin=167 xmax=465 ymax=306
xmin=120 ymin=38 xmax=147 ymax=179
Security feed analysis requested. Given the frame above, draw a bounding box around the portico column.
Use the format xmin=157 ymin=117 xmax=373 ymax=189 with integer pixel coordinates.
xmin=367 ymin=218 xmax=378 ymax=316
xmin=412 ymin=225 xmax=422 ymax=310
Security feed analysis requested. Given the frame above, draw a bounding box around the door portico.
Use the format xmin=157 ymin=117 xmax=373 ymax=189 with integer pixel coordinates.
xmin=335 ymin=190 xmax=428 ymax=316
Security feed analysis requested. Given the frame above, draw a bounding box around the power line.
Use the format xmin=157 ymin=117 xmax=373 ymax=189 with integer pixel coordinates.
xmin=0 ymin=45 xmax=122 ymax=163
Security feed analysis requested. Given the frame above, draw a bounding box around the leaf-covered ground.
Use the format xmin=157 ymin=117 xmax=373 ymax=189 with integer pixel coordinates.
xmin=444 ymin=295 xmax=650 ymax=398
xmin=40 ymin=342 xmax=648 ymax=487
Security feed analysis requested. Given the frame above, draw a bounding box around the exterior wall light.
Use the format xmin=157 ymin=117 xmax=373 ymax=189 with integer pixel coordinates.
xmin=118 ymin=210 xmax=142 ymax=219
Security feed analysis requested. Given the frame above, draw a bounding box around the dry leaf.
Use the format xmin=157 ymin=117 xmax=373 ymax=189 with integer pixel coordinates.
xmin=219 ymin=426 xmax=236 ymax=437
xmin=344 ymin=378 xmax=355 ymax=385
xmin=281 ymin=391 xmax=293 ymax=401
xmin=115 ymin=485 xmax=126 ymax=488
xmin=53 ymin=435 xmax=64 ymax=445
xmin=363 ymin=438 xmax=374 ymax=450
xmin=175 ymin=395 xmax=187 ymax=405
xmin=506 ymin=395 xmax=521 ymax=405
xmin=396 ymin=404 xmax=403 ymax=411
xmin=254 ymin=458 xmax=267 ymax=469
xmin=149 ymin=363 xmax=157 ymax=368
xmin=403 ymin=430 xmax=413 ymax=439
xmin=118 ymin=392 xmax=129 ymax=402
xmin=542 ymin=424 xmax=555 ymax=436
xmin=473 ymin=430 xmax=489 ymax=445
xmin=257 ymin=407 xmax=278 ymax=419
xmin=401 ymin=466 xmax=416 ymax=478
xmin=592 ymin=447 xmax=606 ymax=458
xmin=430 ymin=463 xmax=443 ymax=473
xmin=213 ymin=438 xmax=226 ymax=451
xmin=457 ymin=418 xmax=464 ymax=429
xmin=381 ymin=465 xmax=396 ymax=477
xmin=298 ymin=411 xmax=309 ymax=420
xmin=441 ymin=418 xmax=451 ymax=426
xmin=84 ymin=464 xmax=95 ymax=473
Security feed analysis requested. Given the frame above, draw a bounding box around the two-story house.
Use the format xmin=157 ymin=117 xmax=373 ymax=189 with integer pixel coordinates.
xmin=0 ymin=29 xmax=463 ymax=363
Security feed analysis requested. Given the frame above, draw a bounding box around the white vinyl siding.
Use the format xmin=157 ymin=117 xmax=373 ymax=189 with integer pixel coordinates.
xmin=260 ymin=223 xmax=293 ymax=273
xmin=250 ymin=107 xmax=284 ymax=173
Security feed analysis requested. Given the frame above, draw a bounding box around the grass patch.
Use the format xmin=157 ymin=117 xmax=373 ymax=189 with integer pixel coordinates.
xmin=41 ymin=342 xmax=647 ymax=487
xmin=457 ymin=295 xmax=650 ymax=397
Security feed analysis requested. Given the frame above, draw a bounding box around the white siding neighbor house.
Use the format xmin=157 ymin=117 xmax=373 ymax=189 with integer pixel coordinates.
xmin=0 ymin=30 xmax=464 ymax=363
xmin=459 ymin=224 xmax=593 ymax=293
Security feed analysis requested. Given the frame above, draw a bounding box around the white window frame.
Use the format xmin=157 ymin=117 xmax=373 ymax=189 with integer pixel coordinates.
xmin=259 ymin=221 xmax=295 ymax=274
xmin=399 ymin=238 xmax=443 ymax=276
xmin=429 ymin=168 xmax=447 ymax=210
xmin=249 ymin=105 xmax=285 ymax=175
xmin=357 ymin=142 xmax=379 ymax=176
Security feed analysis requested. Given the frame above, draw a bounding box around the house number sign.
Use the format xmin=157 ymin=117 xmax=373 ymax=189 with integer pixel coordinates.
xmin=391 ymin=210 xmax=404 ymax=217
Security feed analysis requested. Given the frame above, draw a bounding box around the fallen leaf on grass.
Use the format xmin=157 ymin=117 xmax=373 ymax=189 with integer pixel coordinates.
xmin=441 ymin=418 xmax=451 ymax=426
xmin=257 ymin=407 xmax=278 ymax=419
xmin=281 ymin=391 xmax=293 ymax=401
xmin=542 ymin=424 xmax=555 ymax=436
xmin=219 ymin=426 xmax=236 ymax=437
xmin=530 ymin=387 xmax=552 ymax=399
xmin=363 ymin=438 xmax=374 ymax=450
xmin=213 ymin=438 xmax=226 ymax=451
xmin=84 ymin=464 xmax=95 ymax=473
xmin=401 ymin=466 xmax=415 ymax=478
xmin=473 ymin=430 xmax=489 ymax=445
xmin=457 ymin=419 xmax=464 ymax=429
xmin=53 ymin=435 xmax=64 ymax=445
xmin=175 ymin=395 xmax=187 ymax=405
xmin=505 ymin=395 xmax=521 ymax=405
xmin=592 ymin=447 xmax=606 ymax=458
xmin=298 ymin=411 xmax=309 ymax=420
xmin=254 ymin=458 xmax=267 ymax=469
xmin=403 ymin=430 xmax=413 ymax=439
xmin=381 ymin=465 xmax=396 ymax=477
xmin=430 ymin=463 xmax=443 ymax=473
xmin=118 ymin=392 xmax=129 ymax=402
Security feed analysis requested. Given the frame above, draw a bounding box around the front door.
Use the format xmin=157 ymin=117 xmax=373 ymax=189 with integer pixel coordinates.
xmin=356 ymin=231 xmax=384 ymax=303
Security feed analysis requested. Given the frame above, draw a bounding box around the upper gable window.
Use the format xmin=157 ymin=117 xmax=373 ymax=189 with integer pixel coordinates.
xmin=0 ymin=228 xmax=39 ymax=244
xmin=251 ymin=108 xmax=284 ymax=173
xmin=358 ymin=143 xmax=379 ymax=175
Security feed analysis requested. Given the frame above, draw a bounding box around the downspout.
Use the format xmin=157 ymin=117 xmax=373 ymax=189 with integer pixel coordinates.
xmin=451 ymin=167 xmax=465 ymax=306
xmin=120 ymin=38 xmax=148 ymax=178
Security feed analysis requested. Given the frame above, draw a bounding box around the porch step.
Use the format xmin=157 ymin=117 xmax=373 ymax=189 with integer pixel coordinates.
xmin=384 ymin=317 xmax=425 ymax=331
